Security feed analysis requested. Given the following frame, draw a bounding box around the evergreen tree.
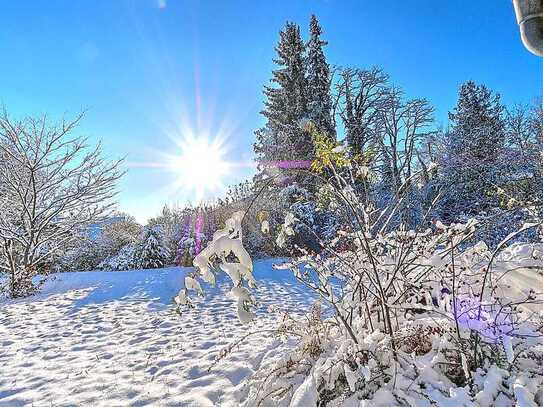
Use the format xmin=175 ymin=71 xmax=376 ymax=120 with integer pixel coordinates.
xmin=306 ymin=15 xmax=334 ymax=139
xmin=137 ymin=224 xmax=169 ymax=269
xmin=440 ymin=81 xmax=506 ymax=219
xmin=175 ymin=228 xmax=208 ymax=267
xmin=254 ymin=22 xmax=312 ymax=171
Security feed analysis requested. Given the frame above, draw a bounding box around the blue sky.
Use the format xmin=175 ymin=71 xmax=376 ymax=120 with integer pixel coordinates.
xmin=0 ymin=0 xmax=541 ymax=222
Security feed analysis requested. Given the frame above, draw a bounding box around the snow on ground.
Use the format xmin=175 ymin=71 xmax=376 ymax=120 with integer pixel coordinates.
xmin=496 ymin=244 xmax=543 ymax=313
xmin=2 ymin=251 xmax=542 ymax=407
xmin=0 ymin=259 xmax=316 ymax=407
xmin=494 ymin=266 xmax=543 ymax=312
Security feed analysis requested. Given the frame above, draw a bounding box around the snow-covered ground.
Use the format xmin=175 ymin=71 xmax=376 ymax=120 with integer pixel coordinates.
xmin=496 ymin=244 xmax=543 ymax=312
xmin=0 ymin=259 xmax=315 ymax=407
xmin=2 ymin=253 xmax=542 ymax=407
xmin=495 ymin=266 xmax=543 ymax=312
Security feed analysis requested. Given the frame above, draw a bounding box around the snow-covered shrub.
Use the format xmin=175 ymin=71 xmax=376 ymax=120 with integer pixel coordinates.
xmin=54 ymin=239 xmax=104 ymax=272
xmin=97 ymin=215 xmax=141 ymax=257
xmin=97 ymin=244 xmax=137 ymax=271
xmin=53 ymin=215 xmax=140 ymax=273
xmin=136 ymin=224 xmax=170 ymax=269
xmin=241 ymin=215 xmax=543 ymax=406
xmin=237 ymin=143 xmax=543 ymax=406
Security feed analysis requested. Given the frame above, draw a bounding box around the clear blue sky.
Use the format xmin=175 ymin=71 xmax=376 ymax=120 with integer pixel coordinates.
xmin=1 ymin=0 xmax=541 ymax=222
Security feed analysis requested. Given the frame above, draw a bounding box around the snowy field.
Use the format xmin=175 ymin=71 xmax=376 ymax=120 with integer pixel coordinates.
xmin=0 ymin=259 xmax=315 ymax=406
xmin=2 ymin=255 xmax=543 ymax=407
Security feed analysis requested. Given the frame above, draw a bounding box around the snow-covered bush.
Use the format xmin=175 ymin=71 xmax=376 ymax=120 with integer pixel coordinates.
xmin=136 ymin=224 xmax=170 ymax=269
xmin=52 ymin=215 xmax=140 ymax=273
xmin=238 ymin=144 xmax=543 ymax=406
xmin=241 ymin=215 xmax=543 ymax=406
xmin=54 ymin=239 xmax=104 ymax=272
xmin=97 ymin=244 xmax=137 ymax=271
xmin=97 ymin=215 xmax=141 ymax=256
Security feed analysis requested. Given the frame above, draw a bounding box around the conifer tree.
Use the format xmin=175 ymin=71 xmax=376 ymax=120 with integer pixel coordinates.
xmin=254 ymin=22 xmax=312 ymax=170
xmin=137 ymin=224 xmax=169 ymax=269
xmin=440 ymin=81 xmax=506 ymax=218
xmin=306 ymin=15 xmax=334 ymax=139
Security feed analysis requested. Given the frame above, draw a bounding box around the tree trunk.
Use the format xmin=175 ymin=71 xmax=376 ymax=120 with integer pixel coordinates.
xmin=9 ymin=265 xmax=35 ymax=298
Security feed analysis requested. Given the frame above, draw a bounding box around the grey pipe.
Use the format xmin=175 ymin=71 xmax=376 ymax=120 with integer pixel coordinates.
xmin=513 ymin=0 xmax=543 ymax=56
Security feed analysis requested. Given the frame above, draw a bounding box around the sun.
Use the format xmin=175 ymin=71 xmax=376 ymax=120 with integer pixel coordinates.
xmin=169 ymin=134 xmax=230 ymax=200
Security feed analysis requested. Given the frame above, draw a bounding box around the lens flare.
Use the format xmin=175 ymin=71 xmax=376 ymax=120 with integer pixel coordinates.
xmin=168 ymin=134 xmax=230 ymax=201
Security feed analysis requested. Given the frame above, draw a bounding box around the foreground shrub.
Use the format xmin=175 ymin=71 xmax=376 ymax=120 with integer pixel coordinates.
xmin=190 ymin=148 xmax=543 ymax=405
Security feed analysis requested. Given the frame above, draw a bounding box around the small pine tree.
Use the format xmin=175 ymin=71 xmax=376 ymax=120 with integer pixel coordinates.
xmin=136 ymin=225 xmax=169 ymax=269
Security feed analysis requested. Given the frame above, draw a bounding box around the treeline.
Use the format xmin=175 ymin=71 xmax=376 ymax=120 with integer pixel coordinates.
xmin=56 ymin=180 xmax=276 ymax=271
xmin=58 ymin=15 xmax=543 ymax=272
xmin=250 ymin=15 xmax=543 ymax=249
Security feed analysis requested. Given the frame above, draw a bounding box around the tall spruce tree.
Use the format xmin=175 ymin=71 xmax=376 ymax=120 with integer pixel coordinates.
xmin=440 ymin=81 xmax=506 ymax=219
xmin=306 ymin=15 xmax=335 ymax=139
xmin=254 ymin=22 xmax=312 ymax=173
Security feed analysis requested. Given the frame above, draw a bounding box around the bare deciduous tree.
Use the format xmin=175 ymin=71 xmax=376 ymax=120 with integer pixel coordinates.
xmin=0 ymin=111 xmax=123 ymax=297
xmin=334 ymin=66 xmax=389 ymax=154
xmin=376 ymin=88 xmax=434 ymax=192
